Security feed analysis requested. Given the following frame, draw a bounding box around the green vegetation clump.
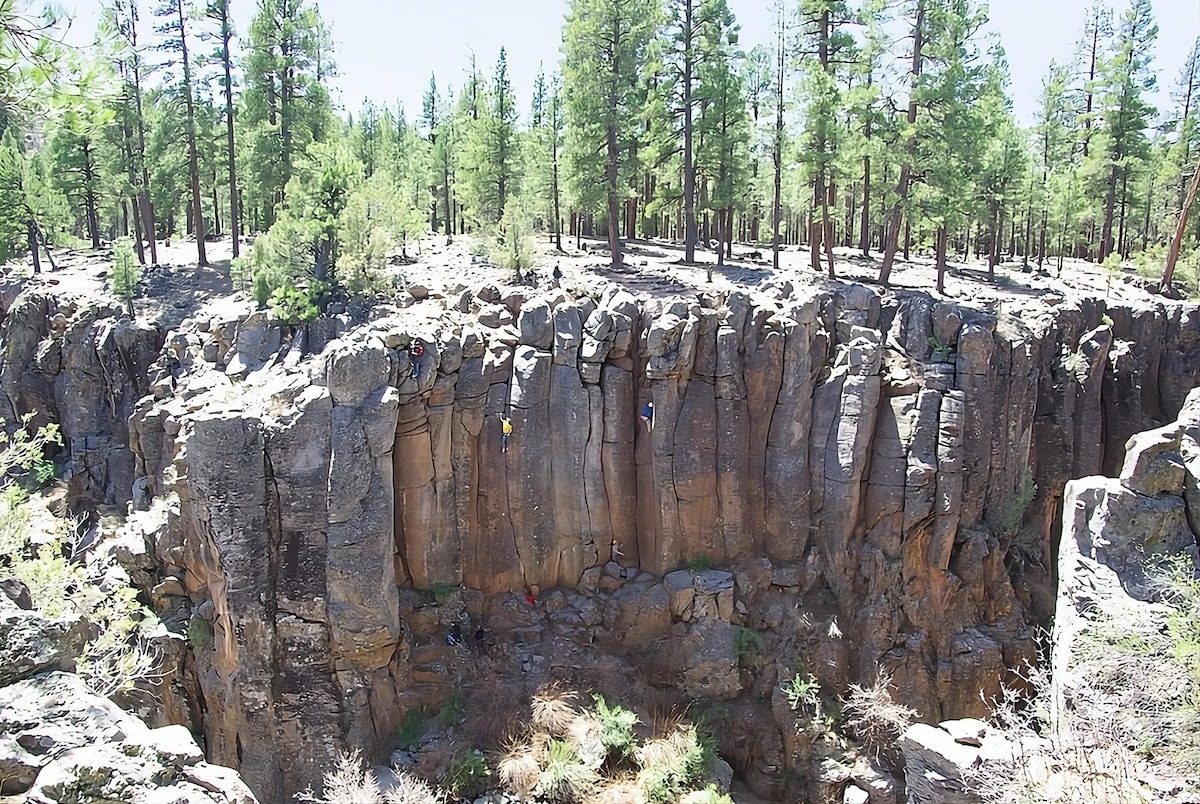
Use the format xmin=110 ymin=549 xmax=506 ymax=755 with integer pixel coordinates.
xmin=593 ymin=693 xmax=639 ymax=759
xmin=395 ymin=707 xmax=428 ymax=749
xmin=110 ymin=236 xmax=141 ymax=316
xmin=439 ymin=688 xmax=465 ymax=725
xmin=0 ymin=421 xmax=158 ymax=696
xmin=635 ymin=723 xmax=712 ymax=804
xmin=733 ymin=625 xmax=765 ymax=660
xmin=445 ymin=748 xmax=490 ymax=798
xmin=186 ymin=614 xmax=213 ymax=650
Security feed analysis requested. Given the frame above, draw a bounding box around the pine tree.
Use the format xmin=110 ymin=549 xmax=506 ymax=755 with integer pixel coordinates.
xmin=528 ymin=65 xmax=566 ymax=250
xmin=105 ymin=0 xmax=155 ymax=264
xmin=153 ymin=0 xmax=208 ymax=266
xmin=111 ymin=236 xmax=141 ymax=315
xmin=422 ymin=76 xmax=455 ymax=241
xmin=463 ymin=48 xmax=520 ymax=226
xmin=1097 ymin=0 xmax=1156 ymax=261
xmin=204 ymin=0 xmax=239 ymax=257
xmin=695 ymin=1 xmax=747 ymax=275
xmin=240 ymin=0 xmax=335 ymax=227
xmin=1034 ymin=61 xmax=1076 ymax=269
xmin=48 ymin=104 xmax=113 ymax=250
xmin=798 ymin=0 xmax=857 ymax=278
xmin=563 ymin=0 xmax=658 ymax=270
xmin=0 ymin=133 xmax=26 ymax=262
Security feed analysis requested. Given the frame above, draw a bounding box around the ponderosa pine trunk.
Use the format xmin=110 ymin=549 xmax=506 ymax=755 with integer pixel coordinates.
xmin=216 ymin=0 xmax=239 ymax=257
xmin=879 ymin=0 xmax=924 ymax=286
xmin=175 ymin=0 xmax=207 ymax=266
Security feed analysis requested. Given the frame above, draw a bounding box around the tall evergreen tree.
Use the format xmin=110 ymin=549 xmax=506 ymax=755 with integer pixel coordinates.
xmin=797 ymin=0 xmax=857 ymax=278
xmin=153 ymin=0 xmax=208 ymax=265
xmin=563 ymin=0 xmax=658 ymax=270
xmin=240 ymin=0 xmax=334 ymax=228
xmin=204 ymin=0 xmax=239 ymax=256
xmin=1097 ymin=0 xmax=1157 ymax=261
xmin=463 ymin=48 xmax=519 ymax=226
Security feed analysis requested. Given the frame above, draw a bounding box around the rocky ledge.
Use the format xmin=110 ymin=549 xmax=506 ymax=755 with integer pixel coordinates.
xmin=0 ymin=586 xmax=257 ymax=803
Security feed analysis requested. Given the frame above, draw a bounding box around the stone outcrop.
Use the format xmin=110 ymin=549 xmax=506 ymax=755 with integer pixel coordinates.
xmin=0 ymin=285 xmax=163 ymax=507
xmin=7 ymin=271 xmax=1194 ymax=799
xmin=121 ymin=279 xmax=1200 ymax=799
xmin=0 ymin=591 xmax=256 ymax=802
xmin=899 ymin=386 xmax=1200 ymax=804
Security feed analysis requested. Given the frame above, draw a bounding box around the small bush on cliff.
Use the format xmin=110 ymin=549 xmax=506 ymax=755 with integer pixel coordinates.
xmin=841 ymin=674 xmax=916 ymax=768
xmin=594 ymin=694 xmax=639 ymax=760
xmin=537 ymin=738 xmax=598 ymax=802
xmin=733 ymin=626 xmax=765 ymax=660
xmin=444 ymin=748 xmax=490 ymax=798
xmin=0 ymin=421 xmax=158 ymax=696
xmin=396 ymin=707 xmax=428 ymax=749
xmin=439 ymin=688 xmax=465 ymax=725
xmin=635 ymin=723 xmax=710 ymax=803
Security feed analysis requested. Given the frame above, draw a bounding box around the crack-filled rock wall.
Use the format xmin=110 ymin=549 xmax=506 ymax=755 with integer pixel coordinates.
xmin=0 ymin=287 xmax=162 ymax=507
xmin=109 ymin=280 xmax=1200 ymax=800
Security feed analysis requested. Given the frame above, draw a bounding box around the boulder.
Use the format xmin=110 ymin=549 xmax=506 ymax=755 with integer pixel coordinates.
xmin=0 ymin=598 xmax=85 ymax=687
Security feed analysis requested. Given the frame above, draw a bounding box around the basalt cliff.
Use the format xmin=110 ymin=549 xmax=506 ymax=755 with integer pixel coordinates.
xmin=2 ymin=273 xmax=1198 ymax=802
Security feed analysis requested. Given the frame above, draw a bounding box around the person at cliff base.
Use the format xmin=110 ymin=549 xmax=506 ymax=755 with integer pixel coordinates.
xmin=501 ymin=416 xmax=513 ymax=452
xmin=640 ymin=400 xmax=654 ymax=431
xmin=410 ymin=340 xmax=425 ymax=380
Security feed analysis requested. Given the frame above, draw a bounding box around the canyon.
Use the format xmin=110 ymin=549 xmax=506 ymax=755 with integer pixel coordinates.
xmin=1 ymin=262 xmax=1198 ymax=802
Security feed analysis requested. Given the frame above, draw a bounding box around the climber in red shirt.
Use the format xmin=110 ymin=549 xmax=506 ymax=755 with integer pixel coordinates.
xmin=410 ymin=340 xmax=425 ymax=380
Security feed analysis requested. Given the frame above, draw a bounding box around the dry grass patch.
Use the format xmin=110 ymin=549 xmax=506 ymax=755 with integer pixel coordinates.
xmin=532 ymin=682 xmax=582 ymax=737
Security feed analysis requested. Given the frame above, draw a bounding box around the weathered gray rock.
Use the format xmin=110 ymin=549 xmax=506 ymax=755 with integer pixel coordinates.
xmin=0 ymin=598 xmax=84 ymax=687
xmin=114 ymin=279 xmax=1200 ymax=800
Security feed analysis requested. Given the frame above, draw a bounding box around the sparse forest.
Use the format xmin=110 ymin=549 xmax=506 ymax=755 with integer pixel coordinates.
xmin=2 ymin=0 xmax=1199 ymax=307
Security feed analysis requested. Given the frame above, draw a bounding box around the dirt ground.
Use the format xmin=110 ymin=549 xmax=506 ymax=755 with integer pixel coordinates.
xmin=0 ymin=231 xmax=1175 ymax=331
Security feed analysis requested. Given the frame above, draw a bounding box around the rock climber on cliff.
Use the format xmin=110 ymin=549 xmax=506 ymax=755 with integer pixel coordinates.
xmin=501 ymin=416 xmax=513 ymax=452
xmin=410 ymin=340 xmax=425 ymax=380
xmin=640 ymin=400 xmax=654 ymax=432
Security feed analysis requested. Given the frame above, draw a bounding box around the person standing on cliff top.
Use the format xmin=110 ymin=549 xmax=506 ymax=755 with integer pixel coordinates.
xmin=640 ymin=400 xmax=654 ymax=431
xmin=501 ymin=416 xmax=513 ymax=452
xmin=410 ymin=340 xmax=425 ymax=380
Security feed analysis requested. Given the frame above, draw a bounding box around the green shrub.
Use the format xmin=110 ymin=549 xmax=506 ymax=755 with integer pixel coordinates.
xmin=537 ymin=738 xmax=598 ymax=802
xmin=429 ymin=582 xmax=459 ymax=604
xmin=268 ymin=282 xmax=324 ymax=324
xmin=444 ymin=749 xmax=490 ymax=798
xmin=396 ymin=707 xmax=427 ymax=749
xmin=187 ymin=615 xmax=213 ymax=650
xmin=593 ymin=694 xmax=639 ymax=760
xmin=927 ymin=335 xmax=953 ymax=359
xmin=734 ymin=626 xmax=765 ymax=660
xmin=783 ymin=672 xmax=821 ymax=712
xmin=636 ymin=724 xmax=709 ymax=804
xmin=687 ymin=554 xmax=714 ymax=572
xmin=439 ymin=688 xmax=465 ymax=725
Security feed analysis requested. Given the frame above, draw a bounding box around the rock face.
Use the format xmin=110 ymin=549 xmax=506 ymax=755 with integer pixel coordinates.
xmin=0 ymin=594 xmax=256 ymax=802
xmin=901 ymin=386 xmax=1200 ymax=804
xmin=55 ymin=277 xmax=1197 ymax=800
xmin=0 ymin=287 xmax=163 ymax=507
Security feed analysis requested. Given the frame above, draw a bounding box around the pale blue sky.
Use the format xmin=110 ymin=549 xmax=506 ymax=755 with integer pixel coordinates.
xmin=57 ymin=0 xmax=1200 ymax=125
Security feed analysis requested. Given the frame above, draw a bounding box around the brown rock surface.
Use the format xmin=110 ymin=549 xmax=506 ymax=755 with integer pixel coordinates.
xmin=91 ymin=275 xmax=1200 ymax=799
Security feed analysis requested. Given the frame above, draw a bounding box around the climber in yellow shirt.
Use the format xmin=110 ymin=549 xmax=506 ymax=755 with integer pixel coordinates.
xmin=501 ymin=416 xmax=513 ymax=453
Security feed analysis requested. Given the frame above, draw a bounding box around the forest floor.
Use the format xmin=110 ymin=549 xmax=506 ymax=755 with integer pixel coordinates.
xmin=0 ymin=230 xmax=1180 ymax=331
